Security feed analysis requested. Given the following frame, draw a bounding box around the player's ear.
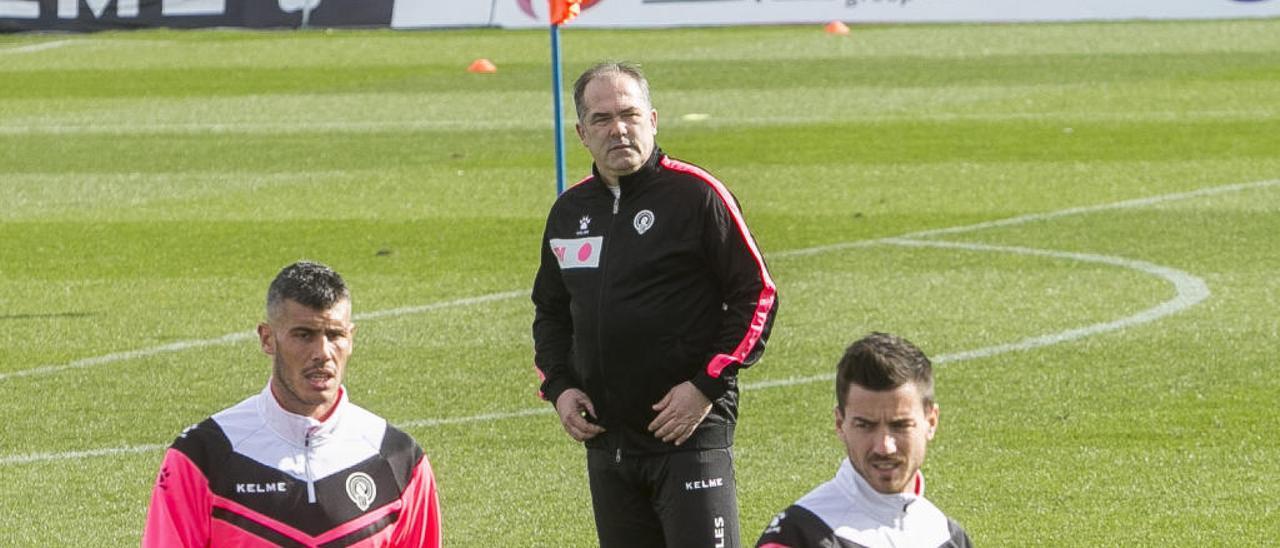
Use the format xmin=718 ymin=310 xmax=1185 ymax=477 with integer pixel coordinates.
xmin=925 ymin=403 xmax=939 ymax=441
xmin=258 ymin=323 xmax=275 ymax=356
xmin=575 ymin=121 xmax=587 ymax=143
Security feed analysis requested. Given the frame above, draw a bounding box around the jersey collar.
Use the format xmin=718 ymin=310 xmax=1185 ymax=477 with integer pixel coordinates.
xmin=258 ymin=383 xmax=348 ymax=447
xmin=837 ymin=457 xmax=926 ymax=519
xmin=591 ymin=146 xmax=664 ymax=191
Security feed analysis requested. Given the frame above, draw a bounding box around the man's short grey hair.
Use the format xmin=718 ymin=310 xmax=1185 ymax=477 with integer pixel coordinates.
xmin=266 ymin=260 xmax=350 ymax=319
xmin=572 ymin=61 xmax=652 ymax=121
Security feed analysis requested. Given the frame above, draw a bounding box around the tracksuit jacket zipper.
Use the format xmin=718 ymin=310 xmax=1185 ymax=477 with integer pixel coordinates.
xmin=598 ymin=187 xmax=621 ymax=462
xmin=305 ymin=430 xmax=317 ymax=503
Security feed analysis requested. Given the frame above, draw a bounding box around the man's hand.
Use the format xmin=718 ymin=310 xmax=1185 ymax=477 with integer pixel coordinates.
xmin=648 ymin=381 xmax=712 ymax=446
xmin=555 ymin=388 xmax=606 ymax=442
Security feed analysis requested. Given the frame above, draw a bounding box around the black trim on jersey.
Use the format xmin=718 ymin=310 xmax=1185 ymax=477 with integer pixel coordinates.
xmin=178 ymin=421 xmax=423 ymax=537
xmin=319 ymin=511 xmax=401 ymax=548
xmin=211 ymin=506 xmax=400 ymax=547
xmin=211 ymin=451 xmax=400 ymax=536
xmin=756 ymin=504 xmax=974 ymax=548
xmin=947 ymin=519 xmax=973 ymax=547
xmin=380 ymin=425 xmax=424 ymax=489
xmin=170 ymin=418 xmax=231 ymax=478
xmin=212 ymin=507 xmax=307 ymax=548
xmin=757 ymin=504 xmax=861 ymax=548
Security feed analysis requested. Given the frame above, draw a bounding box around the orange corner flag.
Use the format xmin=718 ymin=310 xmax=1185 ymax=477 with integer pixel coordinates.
xmin=467 ymin=58 xmax=497 ymax=73
xmin=551 ymin=0 xmax=584 ymax=25
xmin=824 ymin=21 xmax=850 ymax=35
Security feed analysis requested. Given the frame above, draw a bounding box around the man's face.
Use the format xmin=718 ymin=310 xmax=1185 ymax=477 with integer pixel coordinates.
xmin=258 ymin=298 xmax=354 ymax=419
xmin=575 ymin=73 xmax=658 ymax=183
xmin=836 ymin=382 xmax=938 ymax=494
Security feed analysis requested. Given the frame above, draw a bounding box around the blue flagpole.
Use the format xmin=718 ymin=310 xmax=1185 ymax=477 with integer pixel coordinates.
xmin=550 ymin=22 xmax=568 ymax=195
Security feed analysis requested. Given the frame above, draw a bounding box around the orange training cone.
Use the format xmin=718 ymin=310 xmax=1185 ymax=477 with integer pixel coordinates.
xmin=467 ymin=58 xmax=497 ymax=73
xmin=824 ymin=21 xmax=850 ymax=35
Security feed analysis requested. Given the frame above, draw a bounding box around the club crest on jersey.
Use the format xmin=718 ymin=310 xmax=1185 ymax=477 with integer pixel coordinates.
xmin=577 ymin=215 xmax=592 ymax=236
xmin=346 ymin=472 xmax=376 ymax=511
xmin=633 ymin=209 xmax=655 ymax=235
xmin=549 ymin=237 xmax=603 ymax=269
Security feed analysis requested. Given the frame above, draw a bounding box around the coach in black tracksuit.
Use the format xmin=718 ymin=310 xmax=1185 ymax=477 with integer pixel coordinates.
xmin=532 ymin=62 xmax=778 ymax=548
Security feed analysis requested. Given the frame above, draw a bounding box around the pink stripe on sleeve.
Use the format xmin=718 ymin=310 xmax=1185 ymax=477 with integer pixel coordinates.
xmin=661 ymin=156 xmax=778 ymax=379
xmin=533 ymin=361 xmax=548 ymax=399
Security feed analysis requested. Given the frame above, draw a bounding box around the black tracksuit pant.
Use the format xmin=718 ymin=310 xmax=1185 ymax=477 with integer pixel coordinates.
xmin=587 ymin=447 xmax=740 ymax=548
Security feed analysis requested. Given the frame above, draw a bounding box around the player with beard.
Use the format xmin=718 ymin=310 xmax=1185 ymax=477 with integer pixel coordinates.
xmin=756 ymin=333 xmax=971 ymax=548
xmin=143 ymin=261 xmax=440 ymax=547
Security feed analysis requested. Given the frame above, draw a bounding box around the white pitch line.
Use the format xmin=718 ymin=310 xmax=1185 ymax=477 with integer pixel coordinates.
xmin=880 ymin=237 xmax=1210 ymax=361
xmin=680 ymin=237 xmax=1212 ymax=391
xmin=0 ymin=444 xmax=165 ymax=466
xmin=760 ymin=179 xmax=1280 ymax=261
xmin=7 ymin=178 xmax=1268 ymax=382
xmin=0 ymin=231 xmax=1210 ymax=464
xmin=2 ymin=110 xmax=1274 ymax=136
xmin=901 ymin=179 xmax=1280 ymax=240
xmin=0 ymin=40 xmax=82 ymax=54
xmin=1 ymin=178 xmax=1267 ymax=465
xmin=354 ymin=290 xmax=526 ymax=321
xmin=401 ymin=407 xmax=555 ymax=429
xmin=0 ymin=290 xmax=527 ymax=382
xmin=0 ymin=119 xmax=539 ymax=136
xmin=1 ymin=332 xmax=255 ymax=381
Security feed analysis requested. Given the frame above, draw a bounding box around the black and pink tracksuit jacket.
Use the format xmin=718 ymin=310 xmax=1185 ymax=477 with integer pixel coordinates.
xmin=143 ymin=386 xmax=440 ymax=547
xmin=532 ymin=148 xmax=778 ymax=455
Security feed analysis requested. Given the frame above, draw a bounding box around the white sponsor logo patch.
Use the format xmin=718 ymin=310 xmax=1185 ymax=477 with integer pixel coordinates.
xmin=550 ymin=237 xmax=603 ymax=269
xmin=235 ymin=482 xmax=288 ymax=494
xmin=346 ymin=472 xmax=376 ymax=511
xmin=633 ymin=209 xmax=655 ymax=235
xmin=685 ymin=477 xmax=724 ymax=491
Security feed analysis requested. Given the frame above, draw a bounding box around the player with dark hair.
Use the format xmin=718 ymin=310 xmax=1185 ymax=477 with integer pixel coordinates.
xmin=143 ymin=261 xmax=441 ymax=547
xmin=756 ymin=332 xmax=971 ymax=548
xmin=533 ymin=61 xmax=779 ymax=547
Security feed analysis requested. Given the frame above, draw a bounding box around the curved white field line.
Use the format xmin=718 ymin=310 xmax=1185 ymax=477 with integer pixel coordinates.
xmin=1 ymin=179 xmax=1273 ymax=466
xmin=883 ymin=238 xmax=1210 ymax=362
xmin=657 ymin=236 xmax=1212 ymax=391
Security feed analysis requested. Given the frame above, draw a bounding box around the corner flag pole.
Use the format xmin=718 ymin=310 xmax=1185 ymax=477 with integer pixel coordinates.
xmin=550 ymin=22 xmax=568 ymax=195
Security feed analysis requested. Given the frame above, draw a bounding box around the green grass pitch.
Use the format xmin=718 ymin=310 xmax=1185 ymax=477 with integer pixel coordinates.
xmin=1 ymin=18 xmax=1278 ymax=545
